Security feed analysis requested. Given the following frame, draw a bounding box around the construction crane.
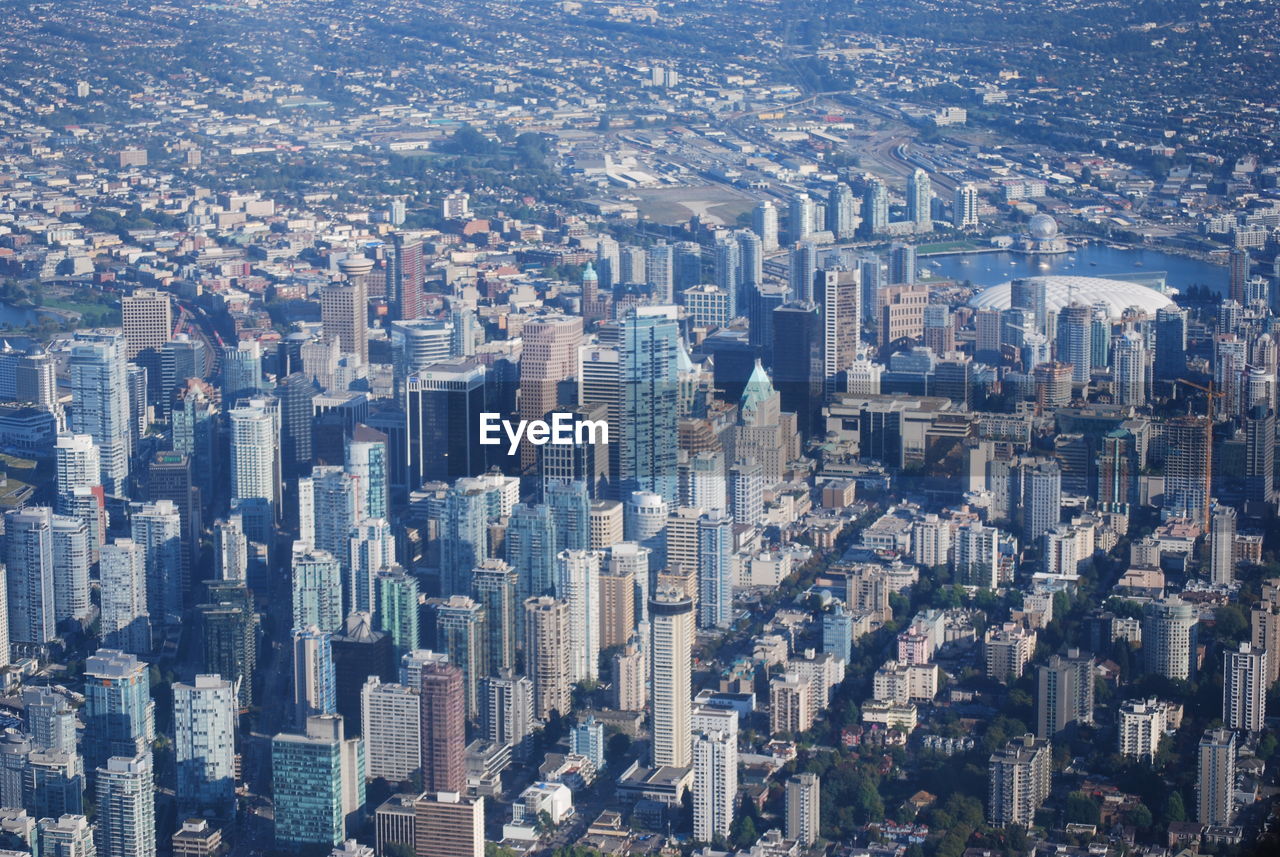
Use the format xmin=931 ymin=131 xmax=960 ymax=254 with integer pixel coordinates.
xmin=1177 ymin=378 xmax=1224 ymax=527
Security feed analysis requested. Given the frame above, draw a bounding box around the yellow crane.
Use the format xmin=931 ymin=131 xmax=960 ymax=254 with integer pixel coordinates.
xmin=1177 ymin=378 xmax=1224 ymax=527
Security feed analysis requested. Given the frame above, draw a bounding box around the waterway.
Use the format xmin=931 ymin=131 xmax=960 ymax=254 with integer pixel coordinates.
xmin=0 ymin=302 xmax=46 ymax=328
xmin=924 ymin=242 xmax=1229 ymax=296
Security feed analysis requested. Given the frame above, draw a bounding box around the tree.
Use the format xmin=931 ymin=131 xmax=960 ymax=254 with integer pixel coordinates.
xmin=1064 ymin=791 xmax=1100 ymax=825
xmin=731 ymin=814 xmax=757 ymax=848
xmin=1165 ymin=791 xmax=1186 ymax=823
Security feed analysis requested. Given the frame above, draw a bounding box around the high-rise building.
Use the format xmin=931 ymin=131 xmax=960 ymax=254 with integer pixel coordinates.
xmin=419 ymin=661 xmax=466 ymax=794
xmin=1142 ymin=595 xmax=1198 ymax=681
xmin=144 ymin=451 xmax=200 ymax=599
xmin=860 ymin=178 xmax=888 ymax=237
xmin=1112 ymin=331 xmax=1147 ymax=406
xmin=650 ymin=586 xmax=693 ymax=768
xmin=95 ymin=754 xmax=156 ymax=857
xmin=197 ymin=582 xmax=257 ymax=709
xmin=772 ymin=302 xmax=823 ymax=437
xmin=413 ymin=791 xmax=484 ymax=857
xmin=518 ymin=316 xmax=583 ymax=469
xmin=431 ymin=596 xmax=487 ymax=718
xmin=1245 ymin=405 xmax=1276 ymax=512
xmin=1209 ymin=503 xmax=1238 ymax=585
xmin=647 ymin=242 xmax=675 ymax=304
xmin=471 ymin=559 xmax=517 ymax=676
xmin=1228 ymin=248 xmax=1250 ymax=305
xmin=100 ymin=539 xmax=150 ymax=654
xmin=292 ymin=545 xmax=343 ymax=633
xmin=1055 ymin=304 xmax=1093 ymax=384
xmin=506 ymin=503 xmax=557 ymax=612
xmin=1223 ymin=642 xmax=1267 ymax=732
xmin=69 ymin=331 xmax=131 ymax=496
xmin=786 ymin=772 xmax=821 ymax=846
xmin=228 ymin=397 xmax=281 ymax=543
xmin=481 ymin=670 xmax=535 ymax=754
xmin=391 ymin=234 xmax=425 ymax=321
xmin=600 ymin=547 xmax=639 ymax=650
xmin=1035 ymin=649 xmax=1094 ymax=739
xmin=83 ymin=650 xmax=154 ymax=775
xmin=406 ymin=360 xmax=486 ymax=489
xmin=789 ymin=193 xmax=815 ymax=243
xmin=953 ymin=183 xmax=979 ymax=229
xmin=361 ymin=677 xmax=421 ymax=783
xmin=789 ymin=241 xmax=816 ymax=303
xmin=988 ymin=735 xmax=1050 ymax=827
xmin=1164 ymin=416 xmax=1211 ymax=524
xmin=555 ymin=549 xmax=602 ymax=683
xmin=697 ymin=512 xmax=733 ymax=630
xmin=1154 ymin=306 xmax=1188 ymax=384
xmin=1021 ymin=460 xmax=1062 ymax=544
xmin=827 ymin=183 xmax=857 ymax=240
xmin=293 ymin=626 xmax=337 ymax=727
xmin=321 ymin=281 xmax=368 ymax=363
xmin=1197 ymin=727 xmax=1236 ymax=825
xmin=331 ymin=612 xmax=395 ymax=736
xmin=129 ymin=499 xmax=183 ymax=630
xmin=524 ymin=596 xmax=572 ymax=720
xmin=439 ymin=481 xmax=491 ymax=596
xmin=1118 ymin=699 xmax=1168 ymax=760
xmin=907 ymin=168 xmax=932 ymax=231
xmin=272 ymin=715 xmax=365 ymax=850
xmin=619 ymin=311 xmax=680 ymax=504
xmin=752 ymin=200 xmax=779 ymax=251
xmin=4 ymin=507 xmax=56 ymax=648
xmin=692 ymin=729 xmax=737 ymax=843
xmin=173 ymin=675 xmax=236 ymax=816
xmin=817 ymin=267 xmax=861 ymax=395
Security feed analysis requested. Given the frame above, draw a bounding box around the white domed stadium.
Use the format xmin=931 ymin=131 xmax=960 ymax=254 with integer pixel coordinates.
xmin=967 ymin=275 xmax=1175 ymax=319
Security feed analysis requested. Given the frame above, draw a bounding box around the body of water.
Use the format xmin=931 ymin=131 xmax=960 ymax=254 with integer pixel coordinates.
xmin=0 ymin=302 xmax=46 ymax=328
xmin=924 ymin=242 xmax=1228 ymax=296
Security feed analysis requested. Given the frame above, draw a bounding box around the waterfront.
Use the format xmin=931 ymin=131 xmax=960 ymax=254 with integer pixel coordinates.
xmin=924 ymin=242 xmax=1229 ymax=296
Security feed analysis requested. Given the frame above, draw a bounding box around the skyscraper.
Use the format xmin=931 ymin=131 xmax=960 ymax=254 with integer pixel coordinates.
xmin=95 ymin=754 xmax=156 ymax=857
xmin=786 ymin=772 xmax=821 ymax=847
xmin=1142 ymin=595 xmax=1198 ymax=681
xmin=618 ymin=311 xmax=680 ymax=504
xmin=1112 ymin=331 xmax=1147 ymax=406
xmin=83 ymin=650 xmax=154 ymax=776
xmin=291 ymin=545 xmax=343 ymax=633
xmin=953 ymin=183 xmax=979 ymax=229
xmin=173 ymin=675 xmax=236 ymax=816
xmin=524 ymin=596 xmax=572 ymax=720
xmin=293 ymin=626 xmax=337 ymax=727
xmin=3 ymin=507 xmax=56 ymax=647
xmin=1223 ymin=642 xmax=1266 ymax=732
xmin=1020 ymin=460 xmax=1062 ymax=544
xmin=69 ymin=331 xmax=131 ymax=496
xmin=772 ymin=302 xmax=823 ymax=437
xmin=1197 ymin=727 xmax=1236 ymax=825
xmin=228 ymin=397 xmax=281 ymax=543
xmin=817 ymin=267 xmax=861 ymax=395
xmin=391 ymin=234 xmax=425 ymax=321
xmin=432 ymin=595 xmax=487 ymax=719
xmin=647 ymin=242 xmax=675 ymax=304
xmin=692 ymin=729 xmax=737 ymax=842
xmin=272 ymin=715 xmax=365 ymax=850
xmin=650 ymin=586 xmax=693 ymax=768
xmin=419 ymin=661 xmax=466 ymax=794
xmin=1154 ymin=306 xmax=1188 ymax=384
xmin=99 ymin=539 xmax=150 ymax=655
xmin=988 ymin=735 xmax=1050 ymax=828
xmin=697 ymin=512 xmax=733 ymax=630
xmin=406 ymin=360 xmax=487 ymax=488
xmin=752 ymin=200 xmax=779 ymax=251
xmin=413 ymin=791 xmax=484 ymax=857
xmin=1035 ymin=650 xmax=1094 ymax=739
xmin=320 ymin=280 xmax=368 ymax=363
xmin=129 ymin=499 xmax=183 ymax=629
xmin=555 ymin=549 xmax=602 ymax=683
xmin=439 ymin=481 xmax=490 ymax=596
xmin=789 ymin=193 xmax=815 ymax=243
xmin=860 ymin=177 xmax=888 ymax=237
xmin=789 ymin=241 xmax=816 ymax=302
xmin=506 ymin=503 xmax=558 ymax=610
xmin=1055 ymin=304 xmax=1093 ymax=383
xmin=1206 ymin=503 xmax=1238 ymax=586
xmin=518 ymin=316 xmax=583 ymax=469
xmin=472 ymin=559 xmax=518 ymax=676
xmin=1164 ymin=416 xmax=1211 ymax=525
xmin=907 ymin=168 xmax=932 ymax=231
xmin=361 ymin=677 xmax=421 ymax=783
